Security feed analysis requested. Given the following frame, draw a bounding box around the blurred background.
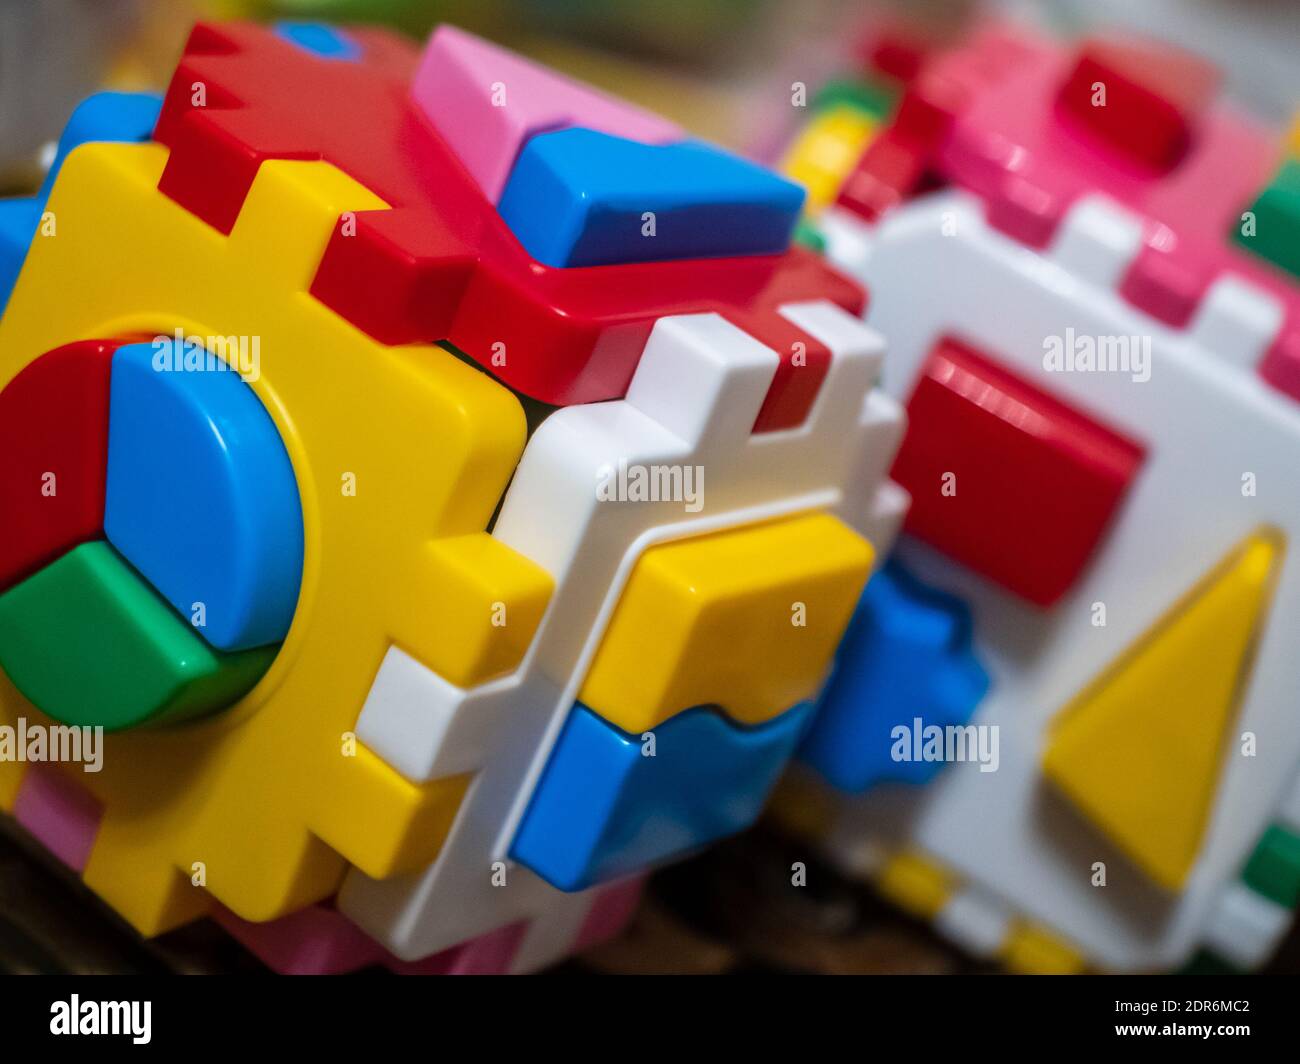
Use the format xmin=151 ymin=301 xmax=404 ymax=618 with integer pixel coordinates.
xmin=2 ymin=0 xmax=1299 ymax=974
xmin=5 ymin=0 xmax=1300 ymax=189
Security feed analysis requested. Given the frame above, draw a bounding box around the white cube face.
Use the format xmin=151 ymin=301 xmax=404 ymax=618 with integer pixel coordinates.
xmin=818 ymin=192 xmax=1300 ymax=971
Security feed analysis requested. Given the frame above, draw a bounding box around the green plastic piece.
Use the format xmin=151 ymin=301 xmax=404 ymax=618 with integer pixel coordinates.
xmin=813 ymin=77 xmax=897 ymax=123
xmin=1241 ymin=823 xmax=1300 ymax=908
xmin=1177 ymin=949 xmax=1242 ymax=975
xmin=265 ymin=1 xmax=431 ymax=36
xmin=793 ymin=217 xmax=827 ymax=255
xmin=0 ymin=542 xmax=277 ymax=731
xmin=1234 ymin=159 xmax=1300 ymax=280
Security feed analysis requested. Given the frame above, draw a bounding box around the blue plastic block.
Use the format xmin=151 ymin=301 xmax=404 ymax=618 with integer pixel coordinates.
xmin=274 ymin=21 xmax=362 ymax=61
xmin=0 ymin=91 xmax=161 ymax=316
xmin=38 ymin=92 xmax=163 ymax=202
xmin=104 ymin=341 xmax=304 ymax=652
xmin=0 ymin=200 xmax=42 ymax=317
xmin=799 ymin=557 xmax=991 ymax=792
xmin=511 ymin=700 xmax=814 ymax=891
xmin=496 ymin=127 xmax=805 ymax=267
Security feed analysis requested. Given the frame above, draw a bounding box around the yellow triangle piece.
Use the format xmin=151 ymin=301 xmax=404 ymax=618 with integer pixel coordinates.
xmin=1043 ymin=531 xmax=1283 ymax=892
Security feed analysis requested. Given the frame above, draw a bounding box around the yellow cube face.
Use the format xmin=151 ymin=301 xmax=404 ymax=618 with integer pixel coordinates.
xmin=578 ymin=511 xmax=873 ymax=734
xmin=0 ymin=144 xmax=532 ymax=931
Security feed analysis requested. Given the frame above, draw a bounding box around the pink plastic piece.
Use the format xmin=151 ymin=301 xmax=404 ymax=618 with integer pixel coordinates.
xmin=413 ymin=24 xmax=684 ymax=202
xmin=939 ymin=28 xmax=1279 ymax=244
xmin=984 ymin=174 xmax=1061 ymax=249
xmin=5 ymin=757 xmax=532 ymax=975
xmin=572 ymin=875 xmax=644 ymax=954
xmin=923 ymin=24 xmax=1300 ymax=399
xmin=12 ymin=764 xmax=103 ymax=873
xmin=213 ymin=904 xmax=388 ymax=975
xmin=214 ymin=903 xmax=528 ymax=975
xmin=413 ymin=919 xmax=527 ymax=975
xmin=1261 ymin=328 xmax=1300 ymax=401
xmin=1118 ymin=234 xmax=1214 ymax=327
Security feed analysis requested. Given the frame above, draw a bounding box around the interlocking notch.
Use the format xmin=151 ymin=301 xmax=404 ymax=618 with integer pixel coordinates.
xmin=151 ymin=21 xmax=859 ymax=427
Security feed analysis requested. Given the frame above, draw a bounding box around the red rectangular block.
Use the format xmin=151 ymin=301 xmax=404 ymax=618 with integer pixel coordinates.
xmin=890 ymin=337 xmax=1145 ymax=606
xmin=1057 ymin=38 xmax=1219 ymax=173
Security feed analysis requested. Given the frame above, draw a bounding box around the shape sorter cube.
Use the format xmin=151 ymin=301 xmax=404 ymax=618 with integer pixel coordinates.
xmin=779 ymin=20 xmax=1300 ymax=972
xmin=0 ymin=20 xmax=906 ymax=973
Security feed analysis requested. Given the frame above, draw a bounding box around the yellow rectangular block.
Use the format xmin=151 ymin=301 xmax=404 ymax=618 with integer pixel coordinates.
xmin=781 ymin=105 xmax=878 ymax=213
xmin=875 ymin=850 xmax=957 ymax=919
xmin=1001 ymin=920 xmax=1087 ymax=975
xmin=579 ymin=511 xmax=872 ymax=732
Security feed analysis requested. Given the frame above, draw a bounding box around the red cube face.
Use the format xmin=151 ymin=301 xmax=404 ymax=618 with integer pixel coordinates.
xmin=889 ymin=337 xmax=1146 ymax=607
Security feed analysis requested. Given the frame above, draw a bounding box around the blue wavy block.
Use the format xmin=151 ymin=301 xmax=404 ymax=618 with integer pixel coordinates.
xmin=511 ymin=700 xmax=814 ymax=891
